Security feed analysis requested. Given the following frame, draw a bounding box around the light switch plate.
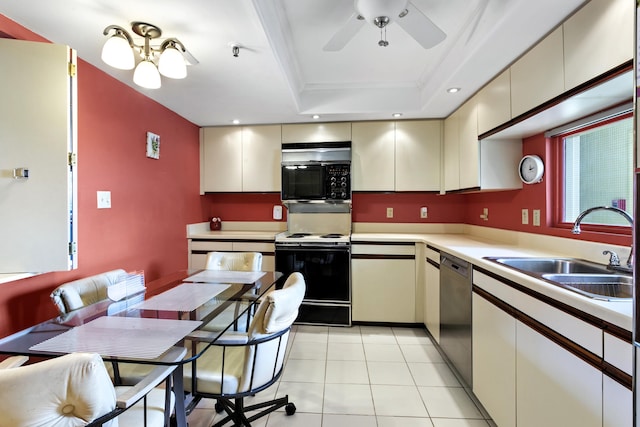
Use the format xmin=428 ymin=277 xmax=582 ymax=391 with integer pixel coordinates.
xmin=97 ymin=191 xmax=111 ymax=209
xmin=521 ymin=209 xmax=529 ymax=225
xmin=386 ymin=207 xmax=394 ymax=218
xmin=533 ymin=209 xmax=541 ymax=226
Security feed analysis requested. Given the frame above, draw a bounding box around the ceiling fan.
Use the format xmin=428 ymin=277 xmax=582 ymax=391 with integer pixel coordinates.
xmin=323 ymin=0 xmax=446 ymax=51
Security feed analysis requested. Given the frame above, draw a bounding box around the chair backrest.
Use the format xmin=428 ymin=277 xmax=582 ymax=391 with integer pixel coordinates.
xmin=0 ymin=353 xmax=117 ymax=427
xmin=50 ymin=269 xmax=127 ymax=315
xmin=238 ymin=272 xmax=305 ymax=392
xmin=204 ymin=252 xmax=262 ymax=271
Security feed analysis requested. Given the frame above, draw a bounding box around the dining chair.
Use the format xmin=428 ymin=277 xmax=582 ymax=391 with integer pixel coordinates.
xmin=0 ymin=347 xmax=185 ymax=427
xmin=204 ymin=251 xmax=263 ymax=272
xmin=202 ymin=251 xmax=263 ymax=333
xmin=184 ymin=272 xmax=305 ymax=426
xmin=50 ymin=269 xmax=127 ymax=315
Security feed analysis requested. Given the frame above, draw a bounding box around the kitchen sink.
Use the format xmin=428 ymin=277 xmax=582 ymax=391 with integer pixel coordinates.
xmin=541 ymin=274 xmax=632 ymax=301
xmin=485 ymin=257 xmax=611 ymax=275
xmin=484 ymin=257 xmax=632 ymax=301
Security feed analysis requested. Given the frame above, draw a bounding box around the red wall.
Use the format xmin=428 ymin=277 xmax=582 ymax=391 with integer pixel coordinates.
xmin=0 ymin=16 xmax=202 ymax=337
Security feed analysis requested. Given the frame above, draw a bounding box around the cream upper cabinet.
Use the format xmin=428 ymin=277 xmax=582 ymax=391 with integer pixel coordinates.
xmin=563 ymin=0 xmax=633 ymax=91
xmin=281 ymin=122 xmax=351 ymax=143
xmin=477 ymin=69 xmax=511 ymax=135
xmin=443 ymin=96 xmax=521 ymax=192
xmin=510 ymin=27 xmax=564 ymax=118
xmin=201 ymin=127 xmax=243 ymax=192
xmin=395 ymin=120 xmax=441 ymax=191
xmin=443 ymin=111 xmax=460 ymax=192
xmin=241 ymin=125 xmax=282 ymax=192
xmin=201 ymin=125 xmax=281 ymax=192
xmin=351 ymin=121 xmax=395 ymax=191
xmin=458 ymin=97 xmax=480 ymax=190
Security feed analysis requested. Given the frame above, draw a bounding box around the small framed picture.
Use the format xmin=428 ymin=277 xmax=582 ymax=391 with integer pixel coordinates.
xmin=146 ymin=132 xmax=160 ymax=159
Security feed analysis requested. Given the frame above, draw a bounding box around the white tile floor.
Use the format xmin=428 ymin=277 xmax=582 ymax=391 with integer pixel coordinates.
xmin=186 ymin=325 xmax=496 ymax=427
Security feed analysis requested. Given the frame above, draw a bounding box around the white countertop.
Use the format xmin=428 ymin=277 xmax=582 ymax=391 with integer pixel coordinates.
xmin=352 ymin=232 xmax=633 ymax=332
xmin=185 ymin=222 xmax=633 ymax=331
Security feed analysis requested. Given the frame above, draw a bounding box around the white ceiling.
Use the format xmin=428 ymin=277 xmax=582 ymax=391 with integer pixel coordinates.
xmin=0 ymin=0 xmax=587 ymax=127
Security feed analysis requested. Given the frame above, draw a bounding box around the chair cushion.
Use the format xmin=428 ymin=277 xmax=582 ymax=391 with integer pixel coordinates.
xmin=205 ymin=252 xmax=262 ymax=272
xmin=0 ymin=353 xmax=117 ymax=427
xmin=262 ymin=272 xmax=305 ymax=334
xmin=183 ymin=343 xmax=246 ymax=395
xmin=50 ymin=269 xmax=127 ymax=314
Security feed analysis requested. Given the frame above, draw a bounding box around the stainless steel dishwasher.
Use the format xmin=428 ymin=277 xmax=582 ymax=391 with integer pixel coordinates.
xmin=439 ymin=252 xmax=472 ymax=387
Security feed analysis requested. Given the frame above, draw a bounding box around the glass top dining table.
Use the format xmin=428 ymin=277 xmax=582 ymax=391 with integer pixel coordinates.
xmin=0 ymin=269 xmax=284 ymax=427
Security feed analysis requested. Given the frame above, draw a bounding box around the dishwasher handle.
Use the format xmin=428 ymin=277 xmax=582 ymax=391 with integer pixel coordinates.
xmin=440 ymin=254 xmax=469 ymax=278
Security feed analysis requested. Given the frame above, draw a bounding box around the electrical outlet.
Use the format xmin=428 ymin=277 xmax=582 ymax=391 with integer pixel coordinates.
xmin=97 ymin=191 xmax=111 ymax=209
xmin=386 ymin=207 xmax=394 ymax=218
xmin=420 ymin=207 xmax=428 ymax=218
xmin=533 ymin=209 xmax=541 ymax=226
xmin=273 ymin=205 xmax=283 ymax=220
xmin=480 ymin=207 xmax=489 ymax=221
xmin=521 ymin=209 xmax=529 ymax=225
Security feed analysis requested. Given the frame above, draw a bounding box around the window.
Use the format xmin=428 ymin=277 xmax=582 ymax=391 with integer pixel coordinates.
xmin=554 ymin=111 xmax=633 ymax=232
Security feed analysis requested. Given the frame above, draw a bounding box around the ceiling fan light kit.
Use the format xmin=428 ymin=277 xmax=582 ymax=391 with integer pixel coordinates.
xmin=324 ymin=0 xmax=446 ymax=51
xmin=102 ymin=21 xmax=193 ymax=89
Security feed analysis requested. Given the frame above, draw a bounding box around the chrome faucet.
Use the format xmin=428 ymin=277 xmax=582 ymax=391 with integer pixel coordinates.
xmin=572 ymin=206 xmax=633 ymax=272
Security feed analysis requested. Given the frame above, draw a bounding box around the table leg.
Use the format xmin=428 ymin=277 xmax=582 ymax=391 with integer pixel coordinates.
xmin=173 ymin=365 xmax=187 ymax=427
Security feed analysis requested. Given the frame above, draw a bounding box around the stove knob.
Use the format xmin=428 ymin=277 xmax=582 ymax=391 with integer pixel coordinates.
xmin=331 ymin=192 xmax=337 ymax=198
xmin=341 ymin=182 xmax=347 ymax=187
xmin=341 ymin=192 xmax=347 ymax=198
xmin=331 ymin=176 xmax=337 ymax=182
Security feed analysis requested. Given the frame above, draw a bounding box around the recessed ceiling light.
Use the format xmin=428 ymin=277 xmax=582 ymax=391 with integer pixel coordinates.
xmin=392 ymin=113 xmax=403 ymax=118
xmin=232 ymin=119 xmax=240 ymax=125
xmin=312 ymin=114 xmax=320 ymax=120
xmin=447 ymin=87 xmax=461 ymax=93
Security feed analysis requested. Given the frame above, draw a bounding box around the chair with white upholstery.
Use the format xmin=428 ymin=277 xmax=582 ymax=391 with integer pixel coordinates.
xmin=204 ymin=252 xmax=263 ymax=272
xmin=184 ymin=272 xmax=305 ymax=426
xmin=50 ymin=269 xmax=127 ymax=315
xmin=0 ymin=348 xmax=185 ymax=427
xmin=202 ymin=252 xmax=263 ymax=333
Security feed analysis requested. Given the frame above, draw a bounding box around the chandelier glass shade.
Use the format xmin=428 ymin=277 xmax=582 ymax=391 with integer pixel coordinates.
xmin=102 ymin=22 xmax=190 ymax=89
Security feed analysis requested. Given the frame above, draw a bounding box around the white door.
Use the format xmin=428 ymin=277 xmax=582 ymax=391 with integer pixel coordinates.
xmin=0 ymin=39 xmax=76 ymax=272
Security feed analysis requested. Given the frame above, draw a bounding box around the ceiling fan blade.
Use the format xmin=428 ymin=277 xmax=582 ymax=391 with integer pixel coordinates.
xmin=323 ymin=13 xmax=365 ymax=52
xmin=396 ymin=2 xmax=446 ymax=49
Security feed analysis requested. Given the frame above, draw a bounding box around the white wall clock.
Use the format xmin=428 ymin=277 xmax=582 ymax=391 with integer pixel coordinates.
xmin=518 ymin=154 xmax=544 ymax=184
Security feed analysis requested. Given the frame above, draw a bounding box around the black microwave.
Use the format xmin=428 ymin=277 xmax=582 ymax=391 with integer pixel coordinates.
xmin=281 ymin=162 xmax=351 ymax=202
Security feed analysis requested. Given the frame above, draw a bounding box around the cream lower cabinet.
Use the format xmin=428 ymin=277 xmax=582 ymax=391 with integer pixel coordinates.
xmin=472 ymin=292 xmax=516 ymax=427
xmin=424 ymin=247 xmax=440 ymax=342
xmin=352 ymin=243 xmax=416 ymax=323
xmin=188 ymin=239 xmax=275 ymax=271
xmin=516 ymin=321 xmax=602 ymax=427
xmin=603 ymin=376 xmax=632 ymax=427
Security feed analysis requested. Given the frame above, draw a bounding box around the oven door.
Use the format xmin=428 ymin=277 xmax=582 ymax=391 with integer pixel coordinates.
xmin=275 ymin=244 xmax=350 ymax=302
xmin=281 ymin=164 xmax=326 ymax=201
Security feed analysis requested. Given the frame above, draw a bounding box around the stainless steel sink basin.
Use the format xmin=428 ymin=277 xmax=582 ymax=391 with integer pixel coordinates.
xmin=483 ymin=256 xmax=632 ymax=301
xmin=541 ymin=274 xmax=632 ymax=301
xmin=486 ymin=257 xmax=611 ymax=275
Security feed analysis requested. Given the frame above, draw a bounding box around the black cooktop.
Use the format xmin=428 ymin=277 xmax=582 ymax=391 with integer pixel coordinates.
xmin=287 ymin=233 xmax=311 ymax=238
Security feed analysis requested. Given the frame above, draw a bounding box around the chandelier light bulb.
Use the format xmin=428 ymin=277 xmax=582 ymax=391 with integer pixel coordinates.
xmin=133 ymin=59 xmax=161 ymax=89
xmin=101 ymin=33 xmax=135 ymax=70
xmin=158 ymin=45 xmax=187 ymax=79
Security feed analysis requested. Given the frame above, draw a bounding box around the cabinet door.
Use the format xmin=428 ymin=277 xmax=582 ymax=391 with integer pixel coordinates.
xmin=201 ymin=127 xmax=242 ymax=192
xmin=395 ymin=121 xmax=441 ymax=191
xmin=511 ymin=27 xmax=564 ymax=117
xmin=458 ymin=98 xmax=479 ymax=189
xmin=351 ymin=121 xmax=395 ymax=191
xmin=477 ymin=69 xmax=511 ymax=134
xmin=281 ymin=122 xmax=351 ymax=143
xmin=603 ymin=376 xmax=632 ymax=427
xmin=563 ymin=0 xmax=633 ymax=91
xmin=443 ymin=111 xmax=460 ymax=192
xmin=472 ymin=293 xmax=516 ymax=427
xmin=0 ymin=39 xmax=76 ymax=273
xmin=352 ymin=258 xmax=415 ymax=322
xmin=516 ymin=321 xmax=602 ymax=427
xmin=242 ymin=125 xmax=281 ymax=192
xmin=424 ymin=256 xmax=440 ymax=342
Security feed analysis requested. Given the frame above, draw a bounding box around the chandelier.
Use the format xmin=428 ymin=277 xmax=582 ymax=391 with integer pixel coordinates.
xmin=101 ymin=21 xmax=196 ymax=89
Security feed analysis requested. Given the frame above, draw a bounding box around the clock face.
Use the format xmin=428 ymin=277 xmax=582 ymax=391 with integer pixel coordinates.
xmin=519 ymin=155 xmax=544 ymax=184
